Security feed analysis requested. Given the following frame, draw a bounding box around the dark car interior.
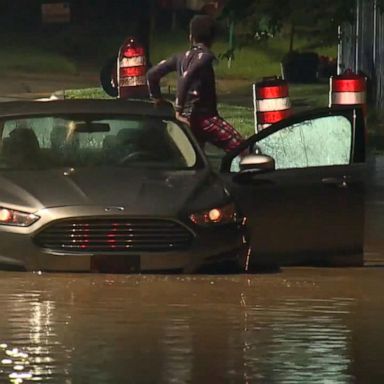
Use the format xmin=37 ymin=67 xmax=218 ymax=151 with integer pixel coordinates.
xmin=1 ymin=127 xmax=45 ymax=169
xmin=0 ymin=116 xmax=198 ymax=170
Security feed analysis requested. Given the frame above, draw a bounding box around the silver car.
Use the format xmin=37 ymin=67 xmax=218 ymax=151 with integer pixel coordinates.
xmin=0 ymin=99 xmax=248 ymax=273
xmin=0 ymin=99 xmax=367 ymax=272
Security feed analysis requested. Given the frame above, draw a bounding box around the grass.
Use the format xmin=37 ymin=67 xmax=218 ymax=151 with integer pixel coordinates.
xmin=64 ymin=84 xmax=330 ymax=138
xmin=0 ymin=27 xmax=331 ymax=137
xmin=151 ymin=32 xmax=337 ymax=81
xmin=0 ymin=32 xmax=78 ymax=75
xmin=0 ymin=27 xmax=337 ymax=79
xmin=218 ymin=103 xmax=255 ymax=137
xmin=1 ymin=28 xmax=382 ymax=144
xmin=64 ymin=87 xmax=256 ymax=135
xmin=63 ymin=87 xmax=112 ymax=100
xmin=289 ymin=83 xmax=329 ymax=109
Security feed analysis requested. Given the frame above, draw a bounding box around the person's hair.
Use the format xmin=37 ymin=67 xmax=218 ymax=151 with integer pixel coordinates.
xmin=189 ymin=15 xmax=216 ymax=46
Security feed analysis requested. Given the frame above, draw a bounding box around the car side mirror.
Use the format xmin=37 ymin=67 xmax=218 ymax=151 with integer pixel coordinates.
xmin=232 ymin=154 xmax=275 ymax=184
xmin=239 ymin=154 xmax=275 ymax=174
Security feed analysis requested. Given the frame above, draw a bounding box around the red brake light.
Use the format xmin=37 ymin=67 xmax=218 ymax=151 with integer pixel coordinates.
xmin=120 ymin=66 xmax=146 ymax=77
xmin=123 ymin=47 xmax=145 ymax=58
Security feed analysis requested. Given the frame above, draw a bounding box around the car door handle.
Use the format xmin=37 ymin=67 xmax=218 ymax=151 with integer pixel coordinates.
xmin=322 ymin=176 xmax=350 ymax=188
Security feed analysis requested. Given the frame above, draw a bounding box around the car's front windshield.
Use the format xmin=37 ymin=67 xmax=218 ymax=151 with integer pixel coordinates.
xmin=0 ymin=115 xmax=199 ymax=170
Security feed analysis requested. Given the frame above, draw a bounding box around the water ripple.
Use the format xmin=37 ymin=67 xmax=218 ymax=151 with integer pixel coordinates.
xmin=0 ymin=270 xmax=383 ymax=383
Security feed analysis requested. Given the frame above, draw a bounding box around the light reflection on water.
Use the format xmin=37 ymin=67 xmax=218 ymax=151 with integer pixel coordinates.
xmin=0 ymin=269 xmax=383 ymax=383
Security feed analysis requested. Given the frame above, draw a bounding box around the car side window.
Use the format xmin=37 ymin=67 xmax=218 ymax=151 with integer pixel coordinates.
xmin=165 ymin=121 xmax=197 ymax=167
xmin=2 ymin=118 xmax=55 ymax=148
xmin=257 ymin=115 xmax=352 ymax=170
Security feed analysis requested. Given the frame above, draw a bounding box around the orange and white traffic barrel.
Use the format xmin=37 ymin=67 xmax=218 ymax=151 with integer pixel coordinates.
xmin=253 ymin=77 xmax=292 ymax=132
xmin=117 ymin=37 xmax=148 ymax=99
xmin=329 ymin=70 xmax=367 ymax=112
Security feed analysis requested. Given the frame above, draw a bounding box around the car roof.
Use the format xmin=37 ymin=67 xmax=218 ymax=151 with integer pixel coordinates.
xmin=0 ymin=99 xmax=175 ymax=119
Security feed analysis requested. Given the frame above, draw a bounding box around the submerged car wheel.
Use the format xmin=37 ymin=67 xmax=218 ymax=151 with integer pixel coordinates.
xmin=100 ymin=56 xmax=118 ymax=97
xmin=195 ymin=247 xmax=248 ymax=274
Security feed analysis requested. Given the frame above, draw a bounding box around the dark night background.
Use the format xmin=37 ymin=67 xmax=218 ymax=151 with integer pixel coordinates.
xmin=0 ymin=0 xmax=201 ymax=67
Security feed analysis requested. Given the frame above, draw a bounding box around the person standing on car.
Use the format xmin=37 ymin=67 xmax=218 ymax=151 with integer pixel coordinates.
xmin=146 ymin=15 xmax=244 ymax=152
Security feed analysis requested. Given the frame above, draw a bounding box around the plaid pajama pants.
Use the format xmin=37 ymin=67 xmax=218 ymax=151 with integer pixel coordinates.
xmin=190 ymin=114 xmax=244 ymax=152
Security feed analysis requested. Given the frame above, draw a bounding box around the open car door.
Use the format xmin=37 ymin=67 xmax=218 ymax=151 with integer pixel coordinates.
xmin=220 ymin=107 xmax=366 ymax=268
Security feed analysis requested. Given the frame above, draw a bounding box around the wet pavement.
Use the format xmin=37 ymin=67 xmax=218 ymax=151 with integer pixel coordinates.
xmin=0 ymin=71 xmax=98 ymax=102
xmin=0 ymin=268 xmax=383 ymax=383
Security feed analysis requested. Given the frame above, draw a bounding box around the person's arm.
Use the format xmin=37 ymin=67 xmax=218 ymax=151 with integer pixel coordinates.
xmin=147 ymin=55 xmax=177 ymax=102
xmin=174 ymin=51 xmax=214 ymax=114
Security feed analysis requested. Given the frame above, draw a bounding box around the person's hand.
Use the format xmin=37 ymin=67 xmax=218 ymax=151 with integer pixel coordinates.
xmin=152 ymin=98 xmax=166 ymax=107
xmin=175 ymin=111 xmax=190 ymax=127
xmin=152 ymin=98 xmax=174 ymax=111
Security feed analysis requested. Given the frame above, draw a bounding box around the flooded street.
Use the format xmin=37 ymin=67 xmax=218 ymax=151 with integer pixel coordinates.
xmin=0 ymin=268 xmax=384 ymax=383
xmin=0 ymin=154 xmax=383 ymax=384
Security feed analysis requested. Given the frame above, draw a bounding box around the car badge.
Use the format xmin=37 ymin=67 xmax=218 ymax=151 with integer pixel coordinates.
xmin=104 ymin=207 xmax=125 ymax=212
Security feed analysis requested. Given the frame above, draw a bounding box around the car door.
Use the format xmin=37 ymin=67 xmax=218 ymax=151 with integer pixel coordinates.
xmin=220 ymin=107 xmax=366 ymax=268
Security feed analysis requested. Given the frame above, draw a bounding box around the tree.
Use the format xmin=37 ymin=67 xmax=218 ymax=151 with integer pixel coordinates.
xmin=340 ymin=0 xmax=384 ymax=111
xmin=222 ymin=0 xmax=355 ymax=52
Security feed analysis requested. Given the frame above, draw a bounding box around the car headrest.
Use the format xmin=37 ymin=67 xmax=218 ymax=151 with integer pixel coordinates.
xmin=116 ymin=128 xmax=143 ymax=145
xmin=2 ymin=128 xmax=41 ymax=168
xmin=103 ymin=135 xmax=118 ymax=150
xmin=3 ymin=128 xmax=40 ymax=155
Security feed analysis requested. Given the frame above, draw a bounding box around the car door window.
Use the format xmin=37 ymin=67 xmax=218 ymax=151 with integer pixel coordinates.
xmin=257 ymin=115 xmax=352 ymax=169
xmin=230 ymin=115 xmax=353 ymax=172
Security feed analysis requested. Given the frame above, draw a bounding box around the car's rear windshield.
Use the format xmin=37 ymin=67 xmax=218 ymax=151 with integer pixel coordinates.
xmin=0 ymin=115 xmax=200 ymax=170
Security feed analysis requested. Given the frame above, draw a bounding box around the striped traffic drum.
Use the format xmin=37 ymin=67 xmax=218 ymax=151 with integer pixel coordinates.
xmin=253 ymin=77 xmax=292 ymax=132
xmin=329 ymin=70 xmax=367 ymax=112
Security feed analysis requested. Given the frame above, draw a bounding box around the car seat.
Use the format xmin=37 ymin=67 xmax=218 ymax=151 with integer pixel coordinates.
xmin=102 ymin=135 xmax=119 ymax=162
xmin=2 ymin=128 xmax=42 ymax=168
xmin=116 ymin=128 xmax=142 ymax=149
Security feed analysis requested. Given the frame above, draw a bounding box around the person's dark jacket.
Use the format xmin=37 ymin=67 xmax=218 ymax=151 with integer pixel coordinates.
xmin=147 ymin=44 xmax=218 ymax=117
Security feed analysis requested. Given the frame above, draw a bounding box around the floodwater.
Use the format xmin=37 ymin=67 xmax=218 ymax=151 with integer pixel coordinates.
xmin=0 ymin=268 xmax=384 ymax=383
xmin=0 ymin=158 xmax=383 ymax=384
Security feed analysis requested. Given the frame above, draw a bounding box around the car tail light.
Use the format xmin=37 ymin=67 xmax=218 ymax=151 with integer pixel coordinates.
xmin=117 ymin=37 xmax=148 ymax=99
xmin=120 ymin=66 xmax=147 ymax=78
xmin=123 ymin=47 xmax=145 ymax=58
